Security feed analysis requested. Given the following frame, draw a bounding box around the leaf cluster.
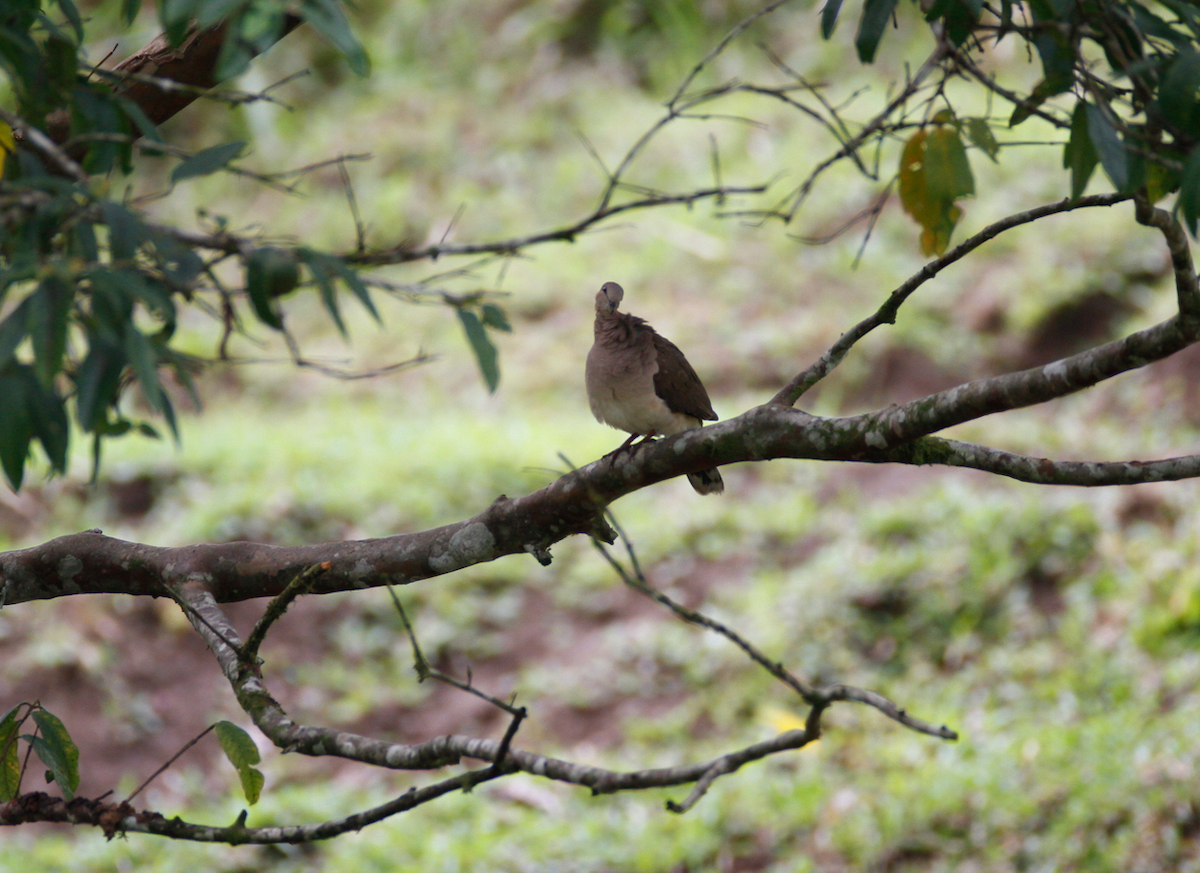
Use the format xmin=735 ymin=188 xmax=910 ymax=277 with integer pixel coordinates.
xmin=0 ymin=1 xmax=376 ymax=490
xmin=822 ymin=0 xmax=1200 ymax=247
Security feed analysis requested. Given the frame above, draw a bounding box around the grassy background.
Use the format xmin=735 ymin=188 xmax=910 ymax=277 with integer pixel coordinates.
xmin=3 ymin=1 xmax=1200 ymax=870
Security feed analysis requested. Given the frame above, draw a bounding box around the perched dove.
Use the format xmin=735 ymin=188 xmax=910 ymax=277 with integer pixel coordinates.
xmin=585 ymin=281 xmax=724 ymax=495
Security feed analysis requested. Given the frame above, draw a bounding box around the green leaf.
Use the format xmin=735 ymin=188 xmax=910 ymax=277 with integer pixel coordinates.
xmin=1159 ymin=50 xmax=1200 ymax=132
xmin=855 ymin=0 xmax=899 ymax=63
xmin=457 ymin=309 xmax=500 ymax=393
xmin=1009 ymin=77 xmax=1067 ymax=127
xmin=1063 ymin=101 xmax=1098 ymax=199
xmin=170 ymin=141 xmax=246 ymax=184
xmin=0 ymin=369 xmax=33 ymax=489
xmin=0 ymin=297 xmax=31 ymax=366
xmin=70 ymin=220 xmax=99 ymax=263
xmin=480 ymin=303 xmax=511 ymax=332
xmin=29 ymin=275 xmax=72 ymax=386
xmin=24 ymin=372 xmax=69 ymax=474
xmin=324 ymin=258 xmax=380 ymax=322
xmin=1177 ymin=144 xmax=1200 ymax=236
xmin=54 ymin=0 xmax=84 ymax=42
xmin=29 ymin=710 xmax=79 ymax=800
xmin=120 ymin=0 xmax=141 ymax=25
xmin=196 ymin=0 xmax=249 ymax=29
xmin=124 ymin=328 xmax=178 ymax=439
xmin=924 ymin=0 xmax=982 ymax=46
xmin=215 ymin=3 xmax=286 ymax=80
xmin=244 ymin=249 xmax=290 ymax=330
xmin=300 ymin=0 xmax=370 ymax=76
xmin=964 ymin=117 xmax=999 ymax=162
xmin=149 ymin=233 xmax=205 ymax=287
xmin=297 ymin=249 xmax=346 ymax=337
xmin=1085 ymin=102 xmax=1129 ymax=192
xmin=898 ymin=127 xmax=968 ymax=256
xmin=74 ymin=337 xmax=126 ymax=433
xmin=215 ymin=721 xmax=264 ymax=805
xmin=116 ymin=95 xmax=164 ymax=145
xmin=0 ymin=705 xmax=22 ymax=802
xmin=820 ymin=0 xmax=845 ymax=39
xmin=1144 ymin=159 xmax=1179 ymax=204
xmin=923 ymin=127 xmax=975 ymax=201
xmin=101 ymin=202 xmax=144 ymax=262
xmin=71 ymin=84 xmax=133 ymax=175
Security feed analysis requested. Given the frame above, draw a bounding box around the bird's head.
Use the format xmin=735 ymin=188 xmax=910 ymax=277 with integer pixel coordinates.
xmin=596 ymin=281 xmax=624 ymax=314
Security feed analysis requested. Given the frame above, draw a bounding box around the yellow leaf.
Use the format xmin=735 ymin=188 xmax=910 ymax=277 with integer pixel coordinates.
xmin=761 ymin=705 xmax=814 ymax=735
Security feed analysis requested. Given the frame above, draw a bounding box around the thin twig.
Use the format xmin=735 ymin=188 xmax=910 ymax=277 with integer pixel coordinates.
xmin=243 ymin=563 xmax=331 ymax=661
xmin=125 ymin=724 xmax=217 ymax=804
xmin=386 ymin=585 xmax=524 ymax=717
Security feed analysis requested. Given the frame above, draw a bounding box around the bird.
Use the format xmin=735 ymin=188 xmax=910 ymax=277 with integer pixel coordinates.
xmin=585 ymin=281 xmax=724 ymax=495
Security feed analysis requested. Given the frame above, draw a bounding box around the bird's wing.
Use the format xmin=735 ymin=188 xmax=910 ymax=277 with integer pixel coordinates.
xmin=651 ymin=333 xmax=717 ymax=421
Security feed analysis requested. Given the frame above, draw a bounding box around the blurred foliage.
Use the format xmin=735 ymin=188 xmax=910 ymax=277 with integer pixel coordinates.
xmin=5 ymin=0 xmax=1200 ymax=483
xmin=3 ymin=0 xmax=1200 ymax=870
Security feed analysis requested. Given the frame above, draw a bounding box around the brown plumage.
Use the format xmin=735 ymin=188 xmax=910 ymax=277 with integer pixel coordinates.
xmin=585 ymin=281 xmax=724 ymax=495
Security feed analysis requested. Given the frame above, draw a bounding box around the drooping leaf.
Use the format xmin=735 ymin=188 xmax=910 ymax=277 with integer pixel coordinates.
xmin=898 ymin=125 xmax=973 ymax=255
xmin=855 ymin=0 xmax=899 ymax=64
xmin=215 ymin=721 xmax=264 ymax=805
xmin=54 ymin=0 xmax=84 ymax=42
xmin=325 ymin=259 xmax=379 ymax=322
xmin=300 ymin=0 xmax=370 ymax=76
xmin=215 ymin=3 xmax=286 ymax=80
xmin=0 ymin=705 xmax=22 ymax=802
xmin=924 ymin=0 xmax=982 ymax=46
xmin=924 ymin=126 xmax=975 ymax=201
xmin=148 ymin=232 xmax=205 ymax=287
xmin=28 ymin=275 xmax=72 ymax=386
xmin=1144 ymin=159 xmax=1179 ymax=204
xmin=244 ymin=248 xmax=294 ymax=330
xmin=116 ymin=95 xmax=164 ymax=146
xmin=196 ymin=0 xmax=249 ymax=29
xmin=1085 ymin=101 xmax=1130 ymax=192
xmin=820 ymin=0 xmax=845 ymax=38
xmin=480 ymin=303 xmax=512 ymax=332
xmin=29 ymin=710 xmax=79 ymax=800
xmin=1158 ymin=50 xmax=1200 ymax=132
xmin=1009 ymin=76 xmax=1073 ymax=127
xmin=0 ymin=296 xmax=31 ymax=366
xmin=74 ymin=336 xmax=126 ymax=433
xmin=101 ymin=201 xmax=145 ymax=262
xmin=170 ymin=141 xmax=246 ymax=184
xmin=964 ymin=117 xmax=999 ymax=162
xmin=1063 ymin=101 xmax=1098 ymax=199
xmin=24 ymin=372 xmax=69 ymax=474
xmin=124 ymin=328 xmax=177 ymax=439
xmin=457 ymin=309 xmax=500 ymax=393
xmin=71 ymin=84 xmax=133 ymax=175
xmin=297 ymin=249 xmax=346 ymax=336
xmin=0 ymin=369 xmax=33 ymax=489
xmin=1177 ymin=144 xmax=1200 ymax=236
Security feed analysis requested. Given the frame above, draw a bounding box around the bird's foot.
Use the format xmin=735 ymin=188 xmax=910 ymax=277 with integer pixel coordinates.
xmin=607 ymin=432 xmax=656 ymax=464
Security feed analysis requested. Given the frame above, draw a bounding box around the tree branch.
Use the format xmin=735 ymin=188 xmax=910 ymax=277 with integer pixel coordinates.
xmin=886 ymin=437 xmax=1200 ymax=486
xmin=771 ymin=192 xmax=1133 ymax=406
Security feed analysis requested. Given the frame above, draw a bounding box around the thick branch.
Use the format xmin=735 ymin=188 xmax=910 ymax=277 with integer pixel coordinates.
xmin=8 ymin=300 xmax=1200 ymax=606
xmin=46 ymin=19 xmax=304 ymax=146
xmin=860 ymin=313 xmax=1198 ymax=447
xmin=771 ymin=193 xmax=1133 ymax=406
xmin=888 ymin=437 xmax=1200 ymax=486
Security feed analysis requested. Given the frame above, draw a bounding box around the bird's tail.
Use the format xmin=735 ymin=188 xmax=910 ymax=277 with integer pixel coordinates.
xmin=687 ymin=468 xmax=724 ymax=495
